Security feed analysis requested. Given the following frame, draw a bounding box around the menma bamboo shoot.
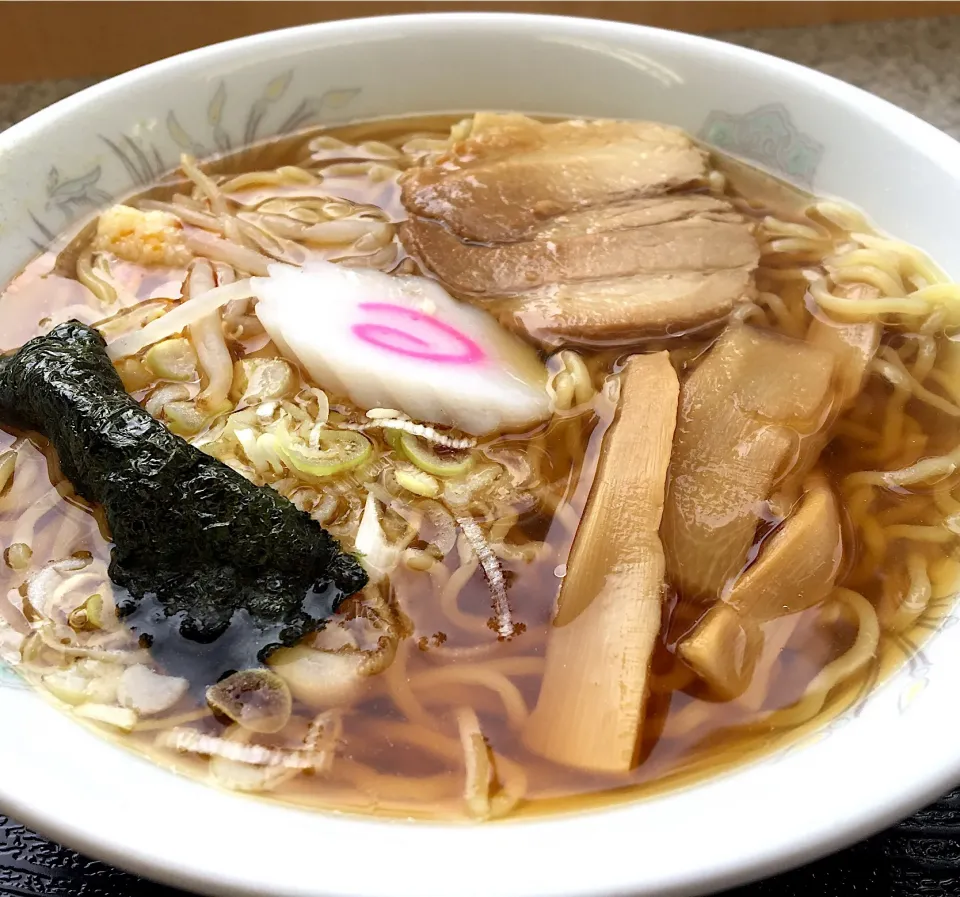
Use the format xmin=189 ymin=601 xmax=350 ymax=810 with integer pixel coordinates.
xmin=522 ymin=351 xmax=678 ymax=772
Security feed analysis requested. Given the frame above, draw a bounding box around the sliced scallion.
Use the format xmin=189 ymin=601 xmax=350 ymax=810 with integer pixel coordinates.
xmin=397 ymin=432 xmax=474 ymax=478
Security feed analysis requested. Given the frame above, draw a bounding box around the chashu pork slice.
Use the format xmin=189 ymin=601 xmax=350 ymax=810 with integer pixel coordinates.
xmin=401 ymin=195 xmax=757 ymax=296
xmin=486 ymin=269 xmax=756 ymax=347
xmin=400 ymin=113 xmax=709 ymax=243
xmin=400 ymin=113 xmax=761 ymax=347
xmin=401 ymin=194 xmax=760 ymax=346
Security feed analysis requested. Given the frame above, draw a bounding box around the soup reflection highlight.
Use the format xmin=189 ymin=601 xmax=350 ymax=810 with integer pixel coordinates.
xmin=0 ymin=113 xmax=959 ymax=821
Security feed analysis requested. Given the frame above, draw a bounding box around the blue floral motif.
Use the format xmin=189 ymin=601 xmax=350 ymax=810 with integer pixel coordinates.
xmin=164 ymin=75 xmax=362 ymax=160
xmin=0 ymin=662 xmax=26 ymax=690
xmin=26 ymin=71 xmax=363 ymax=250
xmin=99 ymin=136 xmax=167 ymax=188
xmin=698 ymin=103 xmax=824 ymax=187
xmin=27 ymin=163 xmax=113 ymax=250
xmin=45 ymin=166 xmax=111 ymax=221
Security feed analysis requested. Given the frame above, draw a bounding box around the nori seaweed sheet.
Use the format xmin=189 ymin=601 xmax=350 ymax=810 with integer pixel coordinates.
xmin=0 ymin=322 xmax=367 ymax=687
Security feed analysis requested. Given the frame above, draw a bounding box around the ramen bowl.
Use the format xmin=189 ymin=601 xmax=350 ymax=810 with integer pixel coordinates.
xmin=1 ymin=12 xmax=960 ymax=897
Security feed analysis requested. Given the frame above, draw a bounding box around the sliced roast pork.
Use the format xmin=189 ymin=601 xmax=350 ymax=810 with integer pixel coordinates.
xmin=399 ymin=113 xmax=761 ymax=347
xmin=400 ymin=113 xmax=709 ymax=243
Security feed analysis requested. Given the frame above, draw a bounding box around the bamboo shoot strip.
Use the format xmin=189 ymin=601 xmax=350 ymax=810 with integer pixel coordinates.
xmin=522 ymin=352 xmax=678 ymax=773
xmin=661 ymin=325 xmax=835 ymax=601
xmin=680 ymin=476 xmax=842 ymax=699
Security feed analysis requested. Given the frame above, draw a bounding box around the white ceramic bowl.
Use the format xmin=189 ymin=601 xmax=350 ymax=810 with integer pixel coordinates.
xmin=2 ymin=13 xmax=960 ymax=897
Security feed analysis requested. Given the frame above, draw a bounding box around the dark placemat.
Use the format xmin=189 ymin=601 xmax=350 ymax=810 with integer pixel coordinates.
xmin=2 ymin=789 xmax=960 ymax=896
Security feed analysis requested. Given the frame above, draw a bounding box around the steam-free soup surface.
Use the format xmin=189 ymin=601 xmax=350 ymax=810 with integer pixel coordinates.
xmin=0 ymin=113 xmax=958 ymax=821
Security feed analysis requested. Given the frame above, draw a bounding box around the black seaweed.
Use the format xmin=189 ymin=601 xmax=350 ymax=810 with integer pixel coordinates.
xmin=0 ymin=322 xmax=367 ymax=687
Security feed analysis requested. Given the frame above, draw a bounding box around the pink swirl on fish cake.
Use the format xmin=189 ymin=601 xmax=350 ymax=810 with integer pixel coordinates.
xmin=352 ymin=302 xmax=485 ymax=365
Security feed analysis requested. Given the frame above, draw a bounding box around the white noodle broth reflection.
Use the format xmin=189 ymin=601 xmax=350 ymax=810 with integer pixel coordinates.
xmin=0 ymin=113 xmax=959 ymax=821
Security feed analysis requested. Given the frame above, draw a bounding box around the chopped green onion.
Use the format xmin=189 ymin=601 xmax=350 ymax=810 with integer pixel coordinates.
xmin=206 ymin=669 xmax=292 ymax=734
xmin=75 ymin=703 xmax=138 ymax=731
xmin=19 ymin=631 xmax=43 ymax=664
xmin=68 ymin=594 xmax=104 ymax=632
xmin=118 ymin=664 xmax=188 ymax=715
xmin=42 ymin=670 xmax=90 ymax=705
xmin=233 ymin=358 xmax=296 ymax=405
xmin=395 ymin=466 xmax=440 ymax=498
xmin=397 ymin=432 xmax=474 ymax=478
xmin=144 ymin=338 xmax=198 ymax=382
xmin=4 ymin=542 xmax=32 ymax=571
xmin=0 ymin=450 xmax=16 ymax=496
xmin=277 ymin=427 xmax=372 ymax=479
xmin=163 ymin=401 xmax=209 ymax=436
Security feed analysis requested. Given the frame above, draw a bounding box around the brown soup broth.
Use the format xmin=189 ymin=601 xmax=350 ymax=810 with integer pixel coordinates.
xmin=0 ymin=113 xmax=956 ymax=821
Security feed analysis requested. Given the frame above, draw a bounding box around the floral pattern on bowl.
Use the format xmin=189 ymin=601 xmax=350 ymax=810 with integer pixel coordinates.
xmin=27 ymin=71 xmax=362 ymax=250
xmin=0 ymin=667 xmax=24 ymax=689
xmin=698 ymin=103 xmax=825 ymax=188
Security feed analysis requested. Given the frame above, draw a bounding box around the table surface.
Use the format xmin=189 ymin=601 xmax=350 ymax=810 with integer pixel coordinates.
xmin=1 ymin=13 xmax=960 ymax=897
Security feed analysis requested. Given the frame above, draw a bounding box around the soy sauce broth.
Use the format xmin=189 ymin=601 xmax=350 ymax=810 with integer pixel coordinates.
xmin=0 ymin=113 xmax=956 ymax=821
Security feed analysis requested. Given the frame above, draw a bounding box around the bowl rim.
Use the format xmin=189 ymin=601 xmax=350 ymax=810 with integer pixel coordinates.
xmin=2 ymin=11 xmax=960 ymax=897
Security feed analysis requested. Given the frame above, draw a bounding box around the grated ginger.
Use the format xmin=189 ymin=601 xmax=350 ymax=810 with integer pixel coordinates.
xmin=93 ymin=205 xmax=191 ymax=268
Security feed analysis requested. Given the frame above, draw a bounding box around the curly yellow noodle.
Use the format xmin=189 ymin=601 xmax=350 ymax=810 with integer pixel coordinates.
xmin=76 ymin=248 xmax=118 ymax=306
xmin=934 ymin=485 xmax=960 ymax=517
xmin=876 ymin=496 xmax=939 ymax=527
xmin=476 ymin=656 xmax=546 ymax=677
xmin=343 ymin=717 xmax=526 ymax=818
xmin=764 ymin=589 xmax=880 ymax=728
xmin=757 ymin=290 xmax=806 ymax=337
xmin=659 ymin=696 xmax=718 ymax=740
xmin=49 ymin=512 xmax=84 ymax=559
xmin=880 ymin=552 xmax=932 ymax=633
xmin=382 ymin=638 xmax=437 ymax=730
xmin=827 ymin=264 xmax=907 ymax=299
xmin=410 ymin=665 xmax=530 ymax=730
xmin=493 ymin=540 xmax=548 ymax=563
xmin=488 ymin=511 xmax=518 ymax=545
xmin=762 ymin=237 xmax=827 ymax=258
xmin=762 ymin=217 xmax=828 ymax=240
xmin=853 ymin=233 xmax=944 ymax=285
xmin=11 ymin=485 xmax=72 ymax=548
xmin=911 ymin=334 xmax=938 ymax=382
xmin=884 ymin=524 xmax=954 ymax=544
xmin=758 ymin=266 xmax=812 ymax=283
xmin=0 ymin=453 xmax=40 ymax=513
xmin=891 ymin=433 xmax=931 ymax=472
xmin=808 ymin=276 xmax=930 ymax=319
xmin=861 ymin=515 xmax=887 ymax=559
xmin=864 ymin=389 xmax=909 ymax=464
xmin=439 ymin=557 xmax=488 ymax=634
xmin=334 ymin=758 xmax=456 ymax=803
xmin=730 ymin=302 xmax=768 ymax=327
xmin=219 ymin=166 xmax=319 ymax=193
xmin=930 ymin=370 xmax=960 ymax=405
xmin=829 ymin=246 xmax=907 ymax=275
xmin=848 ymin=445 xmax=960 ymax=490
xmin=814 ymin=200 xmax=869 ymax=232
xmin=874 ymin=350 xmax=960 ymax=417
xmin=930 ymin=556 xmax=960 ymax=600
